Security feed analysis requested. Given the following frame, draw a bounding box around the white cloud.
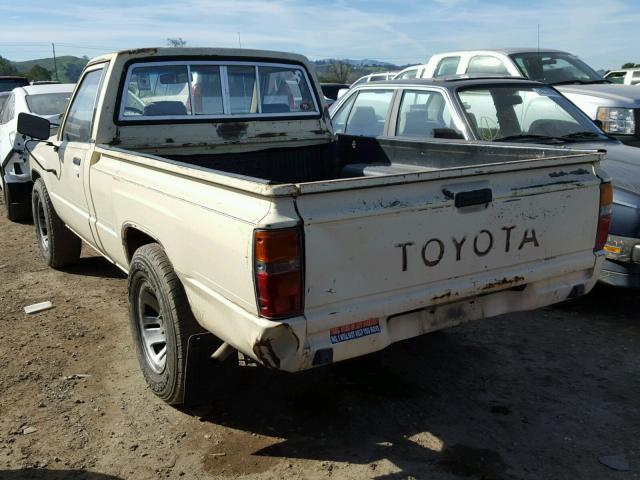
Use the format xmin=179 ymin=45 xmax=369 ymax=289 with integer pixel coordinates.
xmin=1 ymin=0 xmax=638 ymax=68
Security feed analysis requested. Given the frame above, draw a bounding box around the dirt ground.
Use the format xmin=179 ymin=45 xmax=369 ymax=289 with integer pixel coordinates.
xmin=0 ymin=196 xmax=639 ymax=480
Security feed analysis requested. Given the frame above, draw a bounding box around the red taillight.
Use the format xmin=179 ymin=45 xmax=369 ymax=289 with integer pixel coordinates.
xmin=254 ymin=228 xmax=303 ymax=319
xmin=595 ymin=181 xmax=613 ymax=252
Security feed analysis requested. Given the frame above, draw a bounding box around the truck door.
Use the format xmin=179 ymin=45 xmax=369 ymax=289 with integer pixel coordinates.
xmin=54 ymin=65 xmax=106 ymax=244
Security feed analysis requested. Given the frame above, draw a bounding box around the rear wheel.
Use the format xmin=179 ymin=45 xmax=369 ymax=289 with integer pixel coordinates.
xmin=128 ymin=244 xmax=206 ymax=405
xmin=31 ymin=178 xmax=81 ymax=268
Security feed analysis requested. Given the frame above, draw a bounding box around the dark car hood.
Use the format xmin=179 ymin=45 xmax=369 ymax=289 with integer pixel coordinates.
xmin=572 ymin=141 xmax=640 ymax=195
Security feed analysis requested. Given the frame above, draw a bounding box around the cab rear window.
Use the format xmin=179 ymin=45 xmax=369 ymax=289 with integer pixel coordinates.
xmin=119 ymin=61 xmax=319 ymax=121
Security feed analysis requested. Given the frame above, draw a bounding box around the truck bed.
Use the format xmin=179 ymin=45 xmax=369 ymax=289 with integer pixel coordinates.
xmin=131 ymin=136 xmax=601 ymax=187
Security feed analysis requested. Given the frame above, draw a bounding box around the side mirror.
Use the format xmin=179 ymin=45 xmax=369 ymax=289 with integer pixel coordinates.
xmin=17 ymin=113 xmax=51 ymax=140
xmin=433 ymin=128 xmax=465 ymax=140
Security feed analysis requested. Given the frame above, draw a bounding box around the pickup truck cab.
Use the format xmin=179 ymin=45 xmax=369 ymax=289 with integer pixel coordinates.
xmin=19 ymin=48 xmax=610 ymax=405
xmin=331 ymin=77 xmax=638 ymax=287
xmin=411 ymin=49 xmax=640 ymax=147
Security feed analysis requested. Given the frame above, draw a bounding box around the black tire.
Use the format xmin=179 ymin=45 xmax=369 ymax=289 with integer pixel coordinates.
xmin=31 ymin=177 xmax=81 ymax=268
xmin=128 ymin=243 xmax=205 ymax=405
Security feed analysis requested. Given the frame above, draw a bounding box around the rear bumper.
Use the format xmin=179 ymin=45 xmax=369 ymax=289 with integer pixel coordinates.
xmin=599 ymin=258 xmax=640 ymax=288
xmin=183 ymin=252 xmax=603 ymax=373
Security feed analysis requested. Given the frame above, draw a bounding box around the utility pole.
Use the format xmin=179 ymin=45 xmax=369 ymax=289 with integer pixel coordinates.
xmin=51 ymin=43 xmax=59 ymax=81
xmin=238 ymin=32 xmax=242 ymax=49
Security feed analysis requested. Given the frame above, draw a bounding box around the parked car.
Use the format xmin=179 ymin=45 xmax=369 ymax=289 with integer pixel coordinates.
xmin=0 ymin=83 xmax=74 ymax=220
xmin=330 ymin=76 xmax=638 ymax=287
xmin=0 ymin=92 xmax=9 ymax=114
xmin=19 ymin=48 xmax=608 ymax=405
xmin=336 ymin=71 xmax=399 ymax=99
xmin=604 ymin=68 xmax=640 ymax=86
xmin=0 ymin=76 xmax=29 ymax=92
xmin=409 ymin=49 xmax=640 ymax=146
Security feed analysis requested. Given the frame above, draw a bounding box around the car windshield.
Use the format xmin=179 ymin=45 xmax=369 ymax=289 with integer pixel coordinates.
xmin=457 ymin=85 xmax=607 ymax=142
xmin=509 ymin=52 xmax=603 ymax=84
xmin=25 ymin=92 xmax=72 ymax=116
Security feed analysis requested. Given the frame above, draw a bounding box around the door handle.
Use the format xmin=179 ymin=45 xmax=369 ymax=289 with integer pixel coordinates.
xmin=72 ymin=157 xmax=82 ymax=166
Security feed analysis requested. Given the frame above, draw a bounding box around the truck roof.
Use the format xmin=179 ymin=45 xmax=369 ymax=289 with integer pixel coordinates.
xmin=87 ymin=47 xmax=314 ymax=68
xmin=358 ymin=77 xmax=545 ymax=89
xmin=433 ymin=48 xmax=567 ymax=56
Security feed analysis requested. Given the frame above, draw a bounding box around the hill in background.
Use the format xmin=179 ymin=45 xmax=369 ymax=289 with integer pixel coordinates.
xmin=11 ymin=55 xmax=89 ymax=83
xmin=1 ymin=53 xmax=407 ymax=85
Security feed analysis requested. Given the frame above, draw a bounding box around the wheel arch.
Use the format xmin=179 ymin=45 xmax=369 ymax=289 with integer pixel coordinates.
xmin=122 ymin=223 xmax=164 ymax=265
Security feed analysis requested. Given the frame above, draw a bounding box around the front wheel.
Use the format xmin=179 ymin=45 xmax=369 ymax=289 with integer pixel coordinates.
xmin=128 ymin=243 xmax=205 ymax=405
xmin=31 ymin=178 xmax=81 ymax=268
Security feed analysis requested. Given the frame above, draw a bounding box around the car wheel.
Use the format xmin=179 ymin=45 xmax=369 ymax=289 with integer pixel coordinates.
xmin=31 ymin=178 xmax=81 ymax=268
xmin=128 ymin=243 xmax=206 ymax=405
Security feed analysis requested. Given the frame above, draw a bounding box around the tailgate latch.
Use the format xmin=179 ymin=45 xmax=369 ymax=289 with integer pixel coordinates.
xmin=443 ymin=188 xmax=493 ymax=208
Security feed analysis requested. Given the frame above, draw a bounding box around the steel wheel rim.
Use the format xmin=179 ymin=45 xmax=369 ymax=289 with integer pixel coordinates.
xmin=35 ymin=195 xmax=49 ymax=251
xmin=137 ymin=282 xmax=167 ymax=373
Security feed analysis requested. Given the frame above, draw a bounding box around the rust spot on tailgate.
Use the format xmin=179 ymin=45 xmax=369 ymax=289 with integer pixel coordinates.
xmin=216 ymin=122 xmax=248 ymax=140
xmin=482 ymin=276 xmax=525 ymax=291
xmin=432 ymin=291 xmax=459 ymax=302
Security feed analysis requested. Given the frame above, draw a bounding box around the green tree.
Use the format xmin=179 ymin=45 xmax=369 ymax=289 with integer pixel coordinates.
xmin=622 ymin=62 xmax=640 ymax=69
xmin=0 ymin=56 xmax=19 ymax=76
xmin=26 ymin=64 xmax=52 ymax=82
xmin=325 ymin=61 xmax=352 ymax=83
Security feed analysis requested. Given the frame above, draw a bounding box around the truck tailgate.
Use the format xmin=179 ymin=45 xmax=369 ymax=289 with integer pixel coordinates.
xmin=295 ymin=159 xmax=601 ymax=331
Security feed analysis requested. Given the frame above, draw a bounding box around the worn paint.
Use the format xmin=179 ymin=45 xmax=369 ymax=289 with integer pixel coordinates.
xmin=215 ymin=122 xmax=248 ymax=140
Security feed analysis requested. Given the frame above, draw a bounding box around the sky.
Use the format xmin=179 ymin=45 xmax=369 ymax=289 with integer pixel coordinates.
xmin=1 ymin=0 xmax=639 ymax=70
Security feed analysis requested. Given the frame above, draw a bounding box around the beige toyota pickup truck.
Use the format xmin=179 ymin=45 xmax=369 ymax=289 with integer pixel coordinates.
xmin=18 ymin=48 xmax=611 ymax=405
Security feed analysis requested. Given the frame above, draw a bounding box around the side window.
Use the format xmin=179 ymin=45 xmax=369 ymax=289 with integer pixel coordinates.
xmin=397 ymin=69 xmax=418 ymax=80
xmin=434 ymin=57 xmax=460 ymax=77
xmin=0 ymin=94 xmax=14 ymax=124
xmin=605 ymin=72 xmax=626 ymax=84
xmin=396 ymin=90 xmax=461 ymax=138
xmin=632 ymin=71 xmax=640 ymax=85
xmin=62 ymin=68 xmax=105 ymax=142
xmin=344 ymin=89 xmax=394 ymax=137
xmin=466 ymin=56 xmax=509 ymax=75
xmin=331 ymin=93 xmax=356 ymax=134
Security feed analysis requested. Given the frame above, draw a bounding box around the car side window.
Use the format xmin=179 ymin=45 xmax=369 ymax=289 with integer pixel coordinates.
xmin=0 ymin=94 xmax=15 ymax=124
xmin=466 ymin=56 xmax=509 ymax=75
xmin=331 ymin=93 xmax=357 ymax=134
xmin=605 ymin=72 xmax=626 ymax=84
xmin=397 ymin=69 xmax=418 ymax=80
xmin=396 ymin=90 xmax=461 ymax=138
xmin=632 ymin=71 xmax=640 ymax=85
xmin=344 ymin=89 xmax=394 ymax=137
xmin=62 ymin=67 xmax=105 ymax=142
xmin=434 ymin=57 xmax=460 ymax=77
